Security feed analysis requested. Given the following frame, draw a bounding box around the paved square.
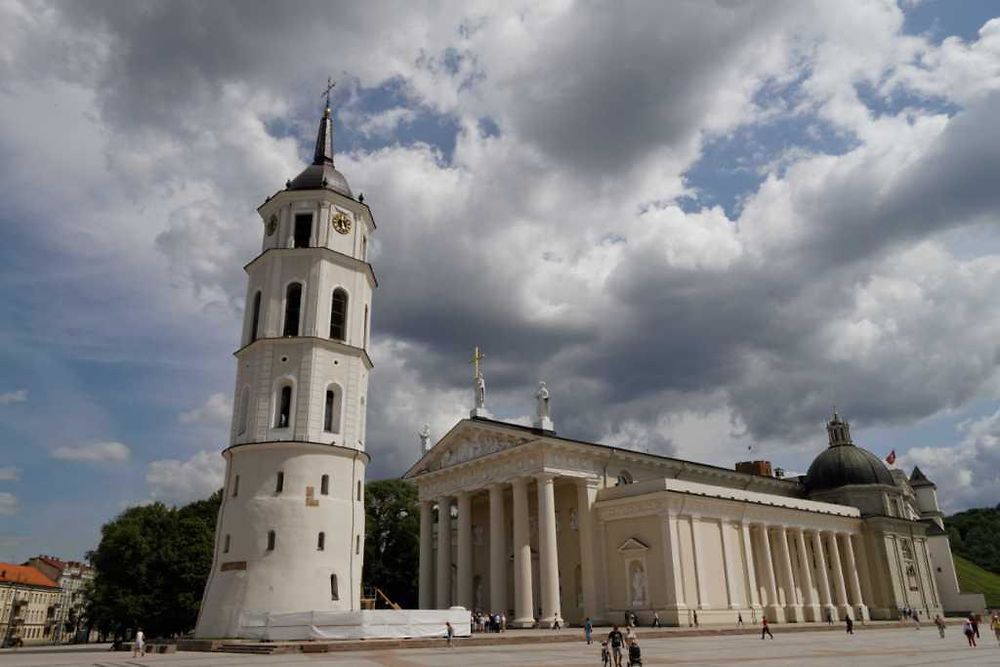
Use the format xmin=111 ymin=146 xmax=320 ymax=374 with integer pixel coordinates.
xmin=2 ymin=628 xmax=997 ymax=667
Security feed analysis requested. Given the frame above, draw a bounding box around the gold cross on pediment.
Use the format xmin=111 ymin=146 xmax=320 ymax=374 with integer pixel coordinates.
xmin=470 ymin=346 xmax=485 ymax=379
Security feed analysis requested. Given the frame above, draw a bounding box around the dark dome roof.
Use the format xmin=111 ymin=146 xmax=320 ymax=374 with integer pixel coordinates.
xmin=287 ymin=162 xmax=352 ymax=197
xmin=805 ymin=443 xmax=894 ymax=492
xmin=286 ymin=105 xmax=352 ymax=198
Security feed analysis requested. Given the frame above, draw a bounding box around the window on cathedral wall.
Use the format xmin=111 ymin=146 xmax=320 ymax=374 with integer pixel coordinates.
xmin=283 ymin=283 xmax=302 ymax=336
xmin=330 ymin=288 xmax=348 ymax=341
xmin=249 ymin=291 xmax=262 ymax=342
xmin=293 ymin=213 xmax=312 ymax=248
xmin=276 ymin=385 xmax=293 ymax=428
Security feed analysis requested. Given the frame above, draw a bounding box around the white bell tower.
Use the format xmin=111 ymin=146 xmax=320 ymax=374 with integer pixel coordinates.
xmin=195 ymin=94 xmax=376 ymax=638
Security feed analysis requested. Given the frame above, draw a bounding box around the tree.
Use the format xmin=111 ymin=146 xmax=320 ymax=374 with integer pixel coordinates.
xmin=946 ymin=504 xmax=1000 ymax=576
xmin=362 ymin=479 xmax=419 ymax=608
xmin=85 ymin=490 xmax=221 ymax=638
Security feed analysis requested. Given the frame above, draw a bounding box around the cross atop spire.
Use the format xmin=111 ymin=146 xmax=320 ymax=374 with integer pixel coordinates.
xmin=321 ymin=77 xmax=336 ymax=110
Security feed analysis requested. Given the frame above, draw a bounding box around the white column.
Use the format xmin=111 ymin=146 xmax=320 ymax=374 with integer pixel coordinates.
xmin=776 ymin=526 xmax=802 ymax=621
xmin=794 ymin=528 xmax=819 ymax=621
xmin=825 ymin=531 xmax=850 ymax=618
xmin=576 ymin=479 xmax=600 ymax=621
xmin=511 ymin=477 xmax=534 ymax=627
xmin=419 ymin=500 xmax=434 ymax=609
xmin=811 ymin=530 xmax=835 ymax=621
xmin=436 ymin=496 xmax=452 ymax=609
xmin=740 ymin=521 xmax=760 ymax=610
xmin=456 ymin=491 xmax=473 ymax=609
xmin=689 ymin=516 xmax=709 ymax=609
xmin=841 ymin=533 xmax=868 ymax=621
xmin=536 ymin=473 xmax=561 ymax=626
xmin=852 ymin=534 xmax=876 ymax=613
xmin=663 ymin=513 xmax=687 ymax=614
xmin=757 ymin=525 xmax=781 ymax=621
xmin=719 ymin=520 xmax=740 ymax=609
xmin=488 ymin=484 xmax=507 ymax=615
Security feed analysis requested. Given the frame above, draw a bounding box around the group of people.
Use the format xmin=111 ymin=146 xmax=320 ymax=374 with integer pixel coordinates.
xmin=956 ymin=610 xmax=1000 ymax=648
xmin=470 ymin=610 xmax=506 ymax=633
xmin=601 ymin=624 xmax=641 ymax=667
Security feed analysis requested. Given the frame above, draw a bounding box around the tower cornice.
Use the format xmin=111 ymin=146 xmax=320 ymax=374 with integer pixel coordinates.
xmin=259 ymin=187 xmax=377 ymax=230
xmin=222 ymin=439 xmax=371 ymax=463
xmin=243 ymin=247 xmax=379 ymax=289
xmin=234 ymin=335 xmax=374 ymax=370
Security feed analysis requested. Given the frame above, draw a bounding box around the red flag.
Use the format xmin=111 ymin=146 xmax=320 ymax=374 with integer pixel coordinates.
xmin=886 ymin=449 xmax=896 ymax=465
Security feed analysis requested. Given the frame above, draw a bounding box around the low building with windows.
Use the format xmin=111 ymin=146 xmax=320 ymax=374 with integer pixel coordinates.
xmin=26 ymin=556 xmax=97 ymax=643
xmin=0 ymin=563 xmax=60 ymax=646
xmin=406 ymin=410 xmax=983 ymax=626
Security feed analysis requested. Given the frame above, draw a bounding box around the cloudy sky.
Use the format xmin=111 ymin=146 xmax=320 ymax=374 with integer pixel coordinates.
xmin=2 ymin=0 xmax=1000 ymax=562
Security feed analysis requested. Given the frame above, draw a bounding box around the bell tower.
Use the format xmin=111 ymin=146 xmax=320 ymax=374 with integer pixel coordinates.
xmin=195 ymin=94 xmax=376 ymax=638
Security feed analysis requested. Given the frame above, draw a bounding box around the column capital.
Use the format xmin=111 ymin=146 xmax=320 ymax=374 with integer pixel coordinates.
xmin=535 ymin=471 xmax=557 ymax=483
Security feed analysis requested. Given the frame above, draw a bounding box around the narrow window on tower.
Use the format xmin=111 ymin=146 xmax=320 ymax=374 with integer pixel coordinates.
xmin=276 ymin=385 xmax=293 ymax=428
xmin=357 ymin=480 xmax=362 ymax=501
xmin=249 ymin=291 xmax=262 ymax=342
xmin=330 ymin=288 xmax=348 ymax=341
xmin=293 ymin=213 xmax=312 ymax=248
xmin=267 ymin=530 xmax=276 ymax=551
xmin=317 ymin=532 xmax=325 ymax=551
xmin=364 ymin=305 xmax=370 ymax=348
xmin=275 ymin=471 xmax=284 ymax=493
xmin=361 ymin=235 xmax=367 ymax=260
xmin=238 ymin=387 xmax=250 ymax=435
xmin=355 ymin=534 xmax=361 ymax=555
xmin=232 ymin=475 xmax=240 ymax=497
xmin=321 ymin=474 xmax=330 ymax=495
xmin=283 ymin=283 xmax=302 ymax=336
xmin=323 ymin=387 xmax=341 ymax=433
xmin=223 ymin=534 xmax=230 ymax=553
xmin=330 ymin=574 xmax=339 ymax=600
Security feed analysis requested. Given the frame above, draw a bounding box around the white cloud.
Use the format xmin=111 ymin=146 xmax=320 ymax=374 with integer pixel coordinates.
xmin=146 ymin=450 xmax=225 ymax=506
xmin=0 ymin=467 xmax=20 ymax=481
xmin=179 ymin=392 xmax=233 ymax=425
xmin=50 ymin=441 xmax=131 ymax=463
xmin=0 ymin=492 xmax=17 ymax=515
xmin=0 ymin=389 xmax=27 ymax=405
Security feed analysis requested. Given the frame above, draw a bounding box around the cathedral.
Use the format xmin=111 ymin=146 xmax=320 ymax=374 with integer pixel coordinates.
xmin=405 ymin=404 xmax=985 ymax=627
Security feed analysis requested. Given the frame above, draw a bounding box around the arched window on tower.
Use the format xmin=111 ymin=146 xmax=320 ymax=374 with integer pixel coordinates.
xmin=276 ymin=385 xmax=293 ymax=428
xmin=330 ymin=288 xmax=348 ymax=341
xmin=238 ymin=387 xmax=250 ymax=435
xmin=283 ymin=283 xmax=302 ymax=336
xmin=249 ymin=291 xmax=262 ymax=342
xmin=293 ymin=213 xmax=312 ymax=248
xmin=323 ymin=387 xmax=341 ymax=433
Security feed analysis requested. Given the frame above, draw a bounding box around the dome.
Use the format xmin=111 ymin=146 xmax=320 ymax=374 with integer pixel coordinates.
xmin=804 ymin=412 xmax=895 ymax=492
xmin=805 ymin=444 xmax=894 ymax=491
xmin=286 ymin=105 xmax=353 ymax=198
xmin=287 ymin=162 xmax=352 ymax=197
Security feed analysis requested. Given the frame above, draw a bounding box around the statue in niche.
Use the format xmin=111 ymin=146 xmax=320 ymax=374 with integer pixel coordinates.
xmin=419 ymin=424 xmax=431 ymax=452
xmin=475 ymin=372 xmax=486 ymax=409
xmin=569 ymin=508 xmax=578 ymax=531
xmin=472 ymin=524 xmax=485 ymax=547
xmin=629 ymin=560 xmax=648 ymax=607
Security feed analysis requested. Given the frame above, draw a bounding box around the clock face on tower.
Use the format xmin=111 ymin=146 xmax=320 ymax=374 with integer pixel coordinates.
xmin=266 ymin=215 xmax=278 ymax=236
xmin=332 ymin=211 xmax=352 ymax=235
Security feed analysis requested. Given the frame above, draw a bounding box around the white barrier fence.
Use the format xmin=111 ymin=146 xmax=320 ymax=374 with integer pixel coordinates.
xmin=239 ymin=608 xmax=473 ymax=641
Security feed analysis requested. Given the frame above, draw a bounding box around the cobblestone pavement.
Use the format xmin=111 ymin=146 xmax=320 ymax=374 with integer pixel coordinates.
xmin=2 ymin=626 xmax=997 ymax=667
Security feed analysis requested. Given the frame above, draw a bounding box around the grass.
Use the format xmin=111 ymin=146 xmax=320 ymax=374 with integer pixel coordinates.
xmin=954 ymin=554 xmax=1000 ymax=608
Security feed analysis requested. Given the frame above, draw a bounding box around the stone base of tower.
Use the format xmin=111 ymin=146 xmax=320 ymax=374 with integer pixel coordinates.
xmin=227 ymin=608 xmax=472 ymax=641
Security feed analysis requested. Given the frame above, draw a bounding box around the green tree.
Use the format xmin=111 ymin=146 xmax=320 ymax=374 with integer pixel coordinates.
xmin=85 ymin=490 xmax=221 ymax=638
xmin=362 ymin=479 xmax=419 ymax=608
xmin=945 ymin=503 xmax=1000 ymax=575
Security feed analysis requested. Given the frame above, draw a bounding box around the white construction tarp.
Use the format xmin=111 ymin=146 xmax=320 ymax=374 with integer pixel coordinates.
xmin=238 ymin=608 xmax=472 ymax=641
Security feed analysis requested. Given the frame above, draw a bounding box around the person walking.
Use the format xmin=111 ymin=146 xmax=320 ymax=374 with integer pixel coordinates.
xmin=737 ymin=612 xmax=744 ymax=628
xmin=826 ymin=608 xmax=834 ymax=625
xmin=845 ymin=615 xmax=854 ymax=635
xmin=133 ymin=629 xmax=144 ymax=657
xmin=601 ymin=641 xmax=611 ymax=667
xmin=963 ymin=618 xmax=977 ymax=647
xmin=624 ymin=624 xmax=637 ymax=650
xmin=693 ymin=610 xmax=699 ymax=628
xmin=991 ymin=612 xmax=1000 ymax=645
xmin=445 ymin=621 xmax=454 ymax=648
xmin=585 ymin=617 xmax=593 ymax=645
xmin=761 ymin=616 xmax=773 ymax=640
xmin=934 ymin=615 xmax=946 ymax=639
xmin=969 ymin=613 xmax=979 ymax=639
xmin=607 ymin=625 xmax=626 ymax=667
xmin=652 ymin=611 xmax=660 ymax=628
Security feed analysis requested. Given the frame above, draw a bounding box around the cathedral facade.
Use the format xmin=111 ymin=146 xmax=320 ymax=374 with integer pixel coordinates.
xmin=406 ymin=411 xmax=981 ymax=627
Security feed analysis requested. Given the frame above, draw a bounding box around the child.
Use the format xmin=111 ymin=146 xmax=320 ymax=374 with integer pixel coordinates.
xmin=601 ymin=640 xmax=611 ymax=667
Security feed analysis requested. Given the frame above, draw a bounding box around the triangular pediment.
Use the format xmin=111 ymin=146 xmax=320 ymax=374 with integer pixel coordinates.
xmin=403 ymin=418 xmax=535 ymax=478
xmin=617 ymin=537 xmax=649 ymax=553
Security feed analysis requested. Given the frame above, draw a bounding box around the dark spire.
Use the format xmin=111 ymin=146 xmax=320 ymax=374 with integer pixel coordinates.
xmin=826 ymin=410 xmax=853 ymax=447
xmin=313 ymin=106 xmax=334 ymax=166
